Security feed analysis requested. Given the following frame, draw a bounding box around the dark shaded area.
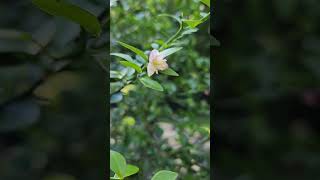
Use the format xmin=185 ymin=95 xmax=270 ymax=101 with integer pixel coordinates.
xmin=0 ymin=1 xmax=107 ymax=179
xmin=212 ymin=0 xmax=320 ymax=179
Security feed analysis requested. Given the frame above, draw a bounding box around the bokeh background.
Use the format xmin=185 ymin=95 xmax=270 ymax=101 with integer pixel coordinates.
xmin=110 ymin=0 xmax=210 ymax=179
xmin=0 ymin=0 xmax=107 ymax=180
xmin=213 ymin=0 xmax=320 ymax=179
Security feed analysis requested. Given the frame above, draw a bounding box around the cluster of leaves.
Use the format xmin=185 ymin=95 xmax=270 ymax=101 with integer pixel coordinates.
xmin=111 ymin=0 xmax=211 ymax=179
xmin=110 ymin=150 xmax=178 ymax=180
xmin=110 ymin=0 xmax=210 ymax=99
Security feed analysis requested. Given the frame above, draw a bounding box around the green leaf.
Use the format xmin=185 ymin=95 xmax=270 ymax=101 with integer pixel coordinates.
xmin=200 ymin=0 xmax=210 ymax=7
xmin=113 ymin=164 xmax=139 ymax=179
xmin=110 ymin=82 xmax=124 ymax=94
xmin=111 ymin=53 xmax=134 ymax=62
xmin=181 ymin=28 xmax=198 ymax=36
xmin=200 ymin=12 xmax=210 ymax=22
xmin=159 ymin=47 xmax=182 ymax=58
xmin=121 ymin=84 xmax=137 ymax=95
xmin=182 ymin=19 xmax=203 ymax=28
xmin=151 ymin=170 xmax=178 ymax=180
xmin=161 ymin=68 xmax=179 ymax=76
xmin=124 ymin=164 xmax=139 ymax=177
xmin=110 ymin=176 xmax=120 ymax=180
xmin=119 ymin=61 xmax=142 ymax=73
xmin=110 ymin=93 xmax=123 ymax=104
xmin=110 ymin=150 xmax=127 ymax=178
xmin=139 ymin=77 xmax=164 ymax=91
xmin=110 ymin=70 xmax=124 ymax=79
xmin=117 ymin=41 xmax=148 ymax=62
xmin=32 ymin=0 xmax=101 ymax=36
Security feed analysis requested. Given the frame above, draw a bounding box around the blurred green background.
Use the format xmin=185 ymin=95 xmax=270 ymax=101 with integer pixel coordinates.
xmin=213 ymin=0 xmax=320 ymax=179
xmin=0 ymin=0 xmax=107 ymax=180
xmin=110 ymin=0 xmax=210 ymax=179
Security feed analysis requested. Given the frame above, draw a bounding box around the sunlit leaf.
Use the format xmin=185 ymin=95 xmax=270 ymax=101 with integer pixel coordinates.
xmin=121 ymin=84 xmax=137 ymax=95
xmin=124 ymin=164 xmax=139 ymax=177
xmin=151 ymin=170 xmax=178 ymax=180
xmin=110 ymin=150 xmax=127 ymax=178
xmin=200 ymin=0 xmax=210 ymax=7
xmin=182 ymin=19 xmax=203 ymax=28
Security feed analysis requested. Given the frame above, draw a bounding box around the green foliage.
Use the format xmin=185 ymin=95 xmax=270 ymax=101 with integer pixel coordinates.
xmin=160 ymin=68 xmax=179 ymax=76
xmin=32 ymin=0 xmax=101 ymax=36
xmin=117 ymin=41 xmax=148 ymax=62
xmin=111 ymin=0 xmax=210 ymax=179
xmin=110 ymin=150 xmax=127 ymax=178
xmin=159 ymin=47 xmax=183 ymax=58
xmin=110 ymin=150 xmax=177 ymax=180
xmin=139 ymin=77 xmax=164 ymax=91
xmin=151 ymin=170 xmax=178 ymax=180
xmin=119 ymin=61 xmax=142 ymax=73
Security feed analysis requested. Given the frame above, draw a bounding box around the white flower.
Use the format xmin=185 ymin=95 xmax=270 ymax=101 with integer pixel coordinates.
xmin=147 ymin=49 xmax=168 ymax=77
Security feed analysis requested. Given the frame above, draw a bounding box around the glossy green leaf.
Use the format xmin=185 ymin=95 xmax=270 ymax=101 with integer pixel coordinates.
xmin=124 ymin=164 xmax=139 ymax=177
xmin=139 ymin=77 xmax=164 ymax=91
xmin=111 ymin=53 xmax=134 ymax=62
xmin=113 ymin=164 xmax=139 ymax=178
xmin=200 ymin=0 xmax=210 ymax=7
xmin=117 ymin=41 xmax=148 ymax=62
xmin=119 ymin=61 xmax=142 ymax=73
xmin=161 ymin=68 xmax=179 ymax=76
xmin=110 ymin=150 xmax=127 ymax=178
xmin=32 ymin=0 xmax=101 ymax=36
xmin=159 ymin=47 xmax=182 ymax=58
xmin=151 ymin=170 xmax=178 ymax=180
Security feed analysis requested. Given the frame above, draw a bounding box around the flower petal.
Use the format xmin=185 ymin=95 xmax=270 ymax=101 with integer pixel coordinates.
xmin=158 ymin=60 xmax=168 ymax=70
xmin=147 ymin=62 xmax=156 ymax=77
xmin=149 ymin=49 xmax=159 ymax=62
